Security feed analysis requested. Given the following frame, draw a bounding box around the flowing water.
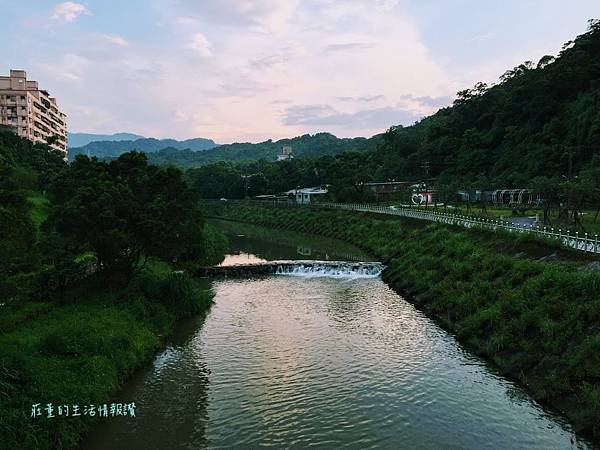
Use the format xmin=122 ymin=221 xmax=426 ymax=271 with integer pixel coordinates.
xmin=82 ymin=221 xmax=591 ymax=449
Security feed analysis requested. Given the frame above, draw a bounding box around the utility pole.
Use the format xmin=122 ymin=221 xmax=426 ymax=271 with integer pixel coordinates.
xmin=241 ymin=175 xmax=250 ymax=198
xmin=565 ymin=146 xmax=575 ymax=229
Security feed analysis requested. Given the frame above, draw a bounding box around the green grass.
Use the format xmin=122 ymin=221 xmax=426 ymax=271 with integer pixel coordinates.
xmin=580 ymin=212 xmax=600 ymax=236
xmin=204 ymin=200 xmax=600 ymax=443
xmin=145 ymin=258 xmax=173 ymax=277
xmin=27 ymin=191 xmax=50 ymax=229
xmin=1 ymin=301 xmax=157 ymax=449
xmin=0 ymin=267 xmax=214 ymax=450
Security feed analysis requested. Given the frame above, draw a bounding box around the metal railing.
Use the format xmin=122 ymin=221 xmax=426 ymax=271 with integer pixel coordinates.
xmin=202 ymin=199 xmax=600 ymax=254
xmin=251 ymin=200 xmax=600 ymax=255
xmin=329 ymin=203 xmax=600 ymax=254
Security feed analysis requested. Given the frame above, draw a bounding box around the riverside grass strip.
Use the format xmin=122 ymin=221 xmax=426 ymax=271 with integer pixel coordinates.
xmin=0 ymin=268 xmax=214 ymax=450
xmin=204 ymin=201 xmax=600 ymax=443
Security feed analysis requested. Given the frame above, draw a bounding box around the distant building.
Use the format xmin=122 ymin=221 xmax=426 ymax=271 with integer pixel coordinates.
xmin=362 ymin=181 xmax=412 ymax=201
xmin=285 ymin=186 xmax=329 ymax=204
xmin=253 ymin=194 xmax=289 ymax=202
xmin=277 ymin=145 xmax=293 ymax=161
xmin=0 ymin=70 xmax=67 ymax=157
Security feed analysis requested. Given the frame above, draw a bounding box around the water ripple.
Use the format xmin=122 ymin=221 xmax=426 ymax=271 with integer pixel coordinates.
xmin=83 ymin=276 xmax=592 ymax=450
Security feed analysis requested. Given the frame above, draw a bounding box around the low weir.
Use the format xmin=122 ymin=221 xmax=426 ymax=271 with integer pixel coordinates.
xmin=198 ymin=260 xmax=384 ymax=279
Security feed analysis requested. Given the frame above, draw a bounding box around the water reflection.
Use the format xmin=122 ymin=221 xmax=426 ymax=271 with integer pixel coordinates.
xmin=84 ymin=275 xmax=590 ymax=449
xmin=212 ymin=219 xmax=371 ymax=263
xmin=219 ymin=251 xmax=268 ymax=266
xmin=201 ymin=278 xmax=588 ymax=449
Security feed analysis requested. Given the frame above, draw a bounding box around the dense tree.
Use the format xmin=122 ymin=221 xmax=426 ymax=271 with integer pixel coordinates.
xmin=47 ymin=152 xmax=205 ymax=279
xmin=0 ymin=128 xmax=68 ymax=300
xmin=0 ymin=166 xmax=38 ymax=277
xmin=0 ymin=126 xmax=66 ymax=189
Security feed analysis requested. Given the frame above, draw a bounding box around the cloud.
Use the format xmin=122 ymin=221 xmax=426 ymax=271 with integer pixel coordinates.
xmin=25 ymin=0 xmax=458 ymax=142
xmin=374 ymin=0 xmax=399 ymax=13
xmin=126 ymin=67 xmax=167 ymax=82
xmin=283 ymin=104 xmax=338 ymax=124
xmin=335 ymin=95 xmax=384 ymax=102
xmin=215 ymin=80 xmax=272 ymax=98
xmin=283 ymin=104 xmax=421 ymax=128
xmin=322 ymin=42 xmax=375 ymax=53
xmin=249 ymin=54 xmax=287 ymax=69
xmin=465 ymin=32 xmax=495 ymax=44
xmin=101 ymin=34 xmax=129 ymax=46
xmin=175 ymin=0 xmax=300 ymax=33
xmin=399 ymin=94 xmax=453 ymax=109
xmin=186 ymin=33 xmax=212 ymax=57
xmin=50 ymin=2 xmax=90 ymax=24
xmin=36 ymin=54 xmax=90 ymax=83
xmin=249 ymin=45 xmax=304 ymax=69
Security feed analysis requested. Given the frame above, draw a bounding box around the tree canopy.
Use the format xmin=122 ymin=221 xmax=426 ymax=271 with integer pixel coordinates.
xmin=47 ymin=152 xmax=205 ymax=278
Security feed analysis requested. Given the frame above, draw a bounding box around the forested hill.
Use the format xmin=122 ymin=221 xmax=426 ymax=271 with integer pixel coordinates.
xmin=68 ymin=136 xmax=218 ymax=160
xmin=69 ymin=132 xmax=375 ymax=167
xmin=145 ymin=132 xmax=378 ymax=169
xmin=189 ymin=20 xmax=600 ymax=201
xmin=68 ymin=132 xmax=145 ymax=148
xmin=373 ymin=19 xmax=600 ymax=186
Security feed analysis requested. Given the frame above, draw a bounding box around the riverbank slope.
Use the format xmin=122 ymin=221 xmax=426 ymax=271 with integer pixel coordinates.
xmin=0 ymin=261 xmax=218 ymax=450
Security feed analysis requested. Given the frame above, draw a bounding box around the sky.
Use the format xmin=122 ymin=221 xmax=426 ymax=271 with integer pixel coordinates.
xmin=2 ymin=1 xmax=600 ymax=143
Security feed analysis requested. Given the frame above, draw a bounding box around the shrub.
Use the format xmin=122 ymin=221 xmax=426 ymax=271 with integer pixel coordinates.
xmin=159 ymin=272 xmax=212 ymax=317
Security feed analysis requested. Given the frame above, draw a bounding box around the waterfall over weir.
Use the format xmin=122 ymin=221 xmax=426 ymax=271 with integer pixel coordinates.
xmin=198 ymin=261 xmax=384 ymax=279
xmin=275 ymin=261 xmax=383 ymax=279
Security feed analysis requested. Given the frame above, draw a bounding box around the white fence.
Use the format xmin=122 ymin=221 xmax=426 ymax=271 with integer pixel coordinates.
xmin=274 ymin=201 xmax=600 ymax=255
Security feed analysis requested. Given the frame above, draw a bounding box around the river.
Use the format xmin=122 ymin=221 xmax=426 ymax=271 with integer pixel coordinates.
xmin=82 ymin=220 xmax=590 ymax=449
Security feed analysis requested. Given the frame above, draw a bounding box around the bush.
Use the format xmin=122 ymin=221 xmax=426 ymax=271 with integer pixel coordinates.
xmin=159 ymin=272 xmax=212 ymax=317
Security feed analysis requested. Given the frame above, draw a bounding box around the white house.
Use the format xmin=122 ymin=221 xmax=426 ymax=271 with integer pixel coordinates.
xmin=277 ymin=145 xmax=294 ymax=161
xmin=285 ymin=186 xmax=329 ymax=204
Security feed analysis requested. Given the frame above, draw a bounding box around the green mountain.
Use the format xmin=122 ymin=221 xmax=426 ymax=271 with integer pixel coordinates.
xmin=146 ymin=132 xmax=377 ymax=169
xmin=373 ymin=19 xmax=600 ymax=186
xmin=188 ymin=20 xmax=600 ymax=202
xmin=68 ymin=137 xmax=218 ymax=160
xmin=68 ymin=132 xmax=145 ymax=147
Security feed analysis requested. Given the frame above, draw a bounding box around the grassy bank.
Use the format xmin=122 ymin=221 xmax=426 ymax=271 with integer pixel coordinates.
xmin=0 ymin=262 xmax=215 ymax=450
xmin=204 ymin=201 xmax=600 ymax=441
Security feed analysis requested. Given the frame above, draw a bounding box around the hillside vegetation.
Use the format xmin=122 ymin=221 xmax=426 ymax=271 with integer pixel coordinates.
xmin=68 ymin=132 xmax=145 ymax=148
xmin=377 ymin=19 xmax=600 ymax=186
xmin=69 ymin=131 xmax=375 ymax=168
xmin=189 ymin=20 xmax=600 ymax=204
xmin=143 ymin=132 xmax=378 ymax=168
xmin=68 ymin=136 xmax=218 ymax=160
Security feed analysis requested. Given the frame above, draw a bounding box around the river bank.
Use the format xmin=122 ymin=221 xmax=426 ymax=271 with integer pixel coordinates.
xmin=203 ymin=201 xmax=600 ymax=443
xmin=0 ymin=252 xmax=223 ymax=450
